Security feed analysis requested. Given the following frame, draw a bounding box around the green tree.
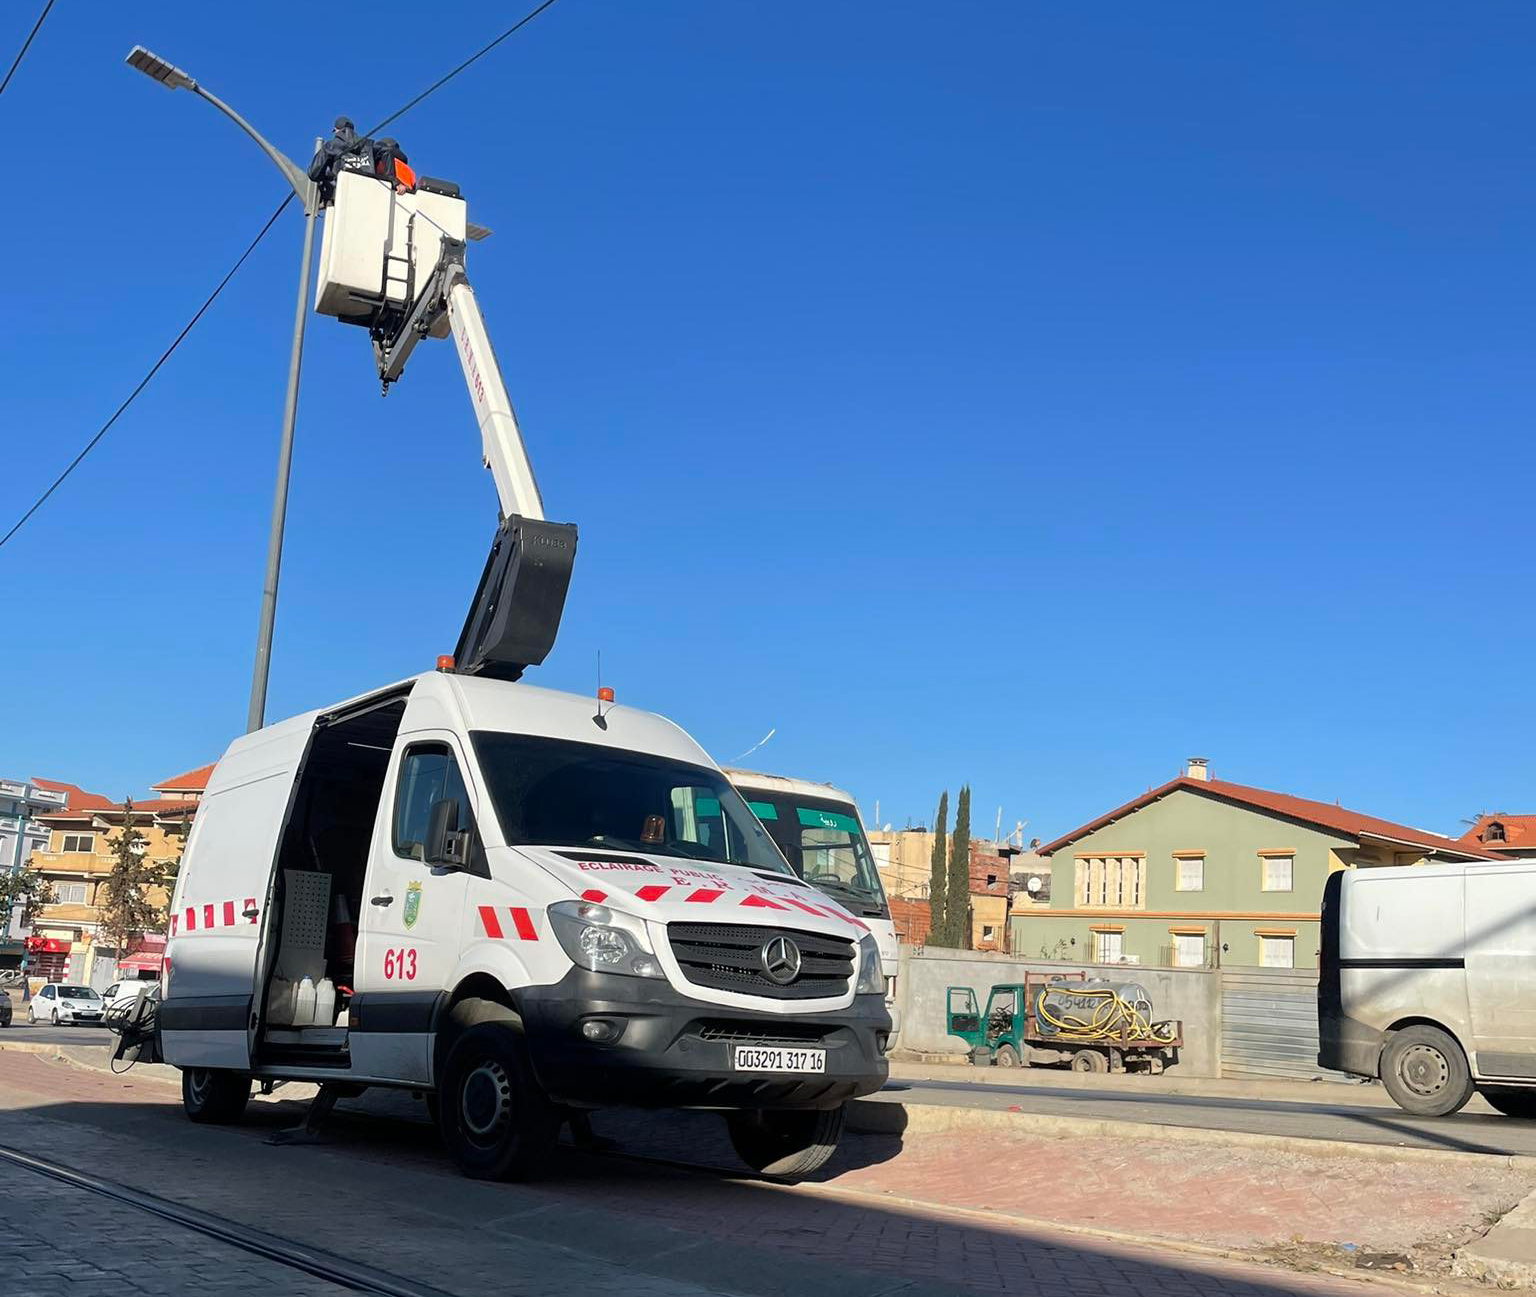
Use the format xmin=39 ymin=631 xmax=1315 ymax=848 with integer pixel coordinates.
xmin=946 ymin=785 xmax=972 ymax=948
xmin=97 ymin=801 xmax=165 ymax=971
xmin=927 ymin=791 xmax=948 ymax=945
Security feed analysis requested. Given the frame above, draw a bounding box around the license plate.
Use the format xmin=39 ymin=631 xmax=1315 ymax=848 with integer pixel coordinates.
xmin=733 ymin=1046 xmax=826 ymax=1074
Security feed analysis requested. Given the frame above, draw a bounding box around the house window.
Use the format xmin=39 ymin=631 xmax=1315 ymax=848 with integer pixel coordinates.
xmin=55 ymin=883 xmax=87 ymax=904
xmin=1075 ymin=856 xmax=1146 ymax=908
xmin=985 ymin=873 xmax=997 ymax=887
xmin=1486 ymin=821 xmax=1507 ymax=843
xmin=1175 ymin=856 xmax=1204 ymax=891
xmin=59 ymin=833 xmax=95 ymax=854
xmin=981 ymin=924 xmax=996 ymax=942
xmin=1092 ymin=930 xmax=1124 ymax=962
xmin=1172 ymin=932 xmax=1205 ymax=967
xmin=1259 ymin=934 xmax=1295 ymax=968
xmin=1261 ymin=854 xmax=1294 ymax=892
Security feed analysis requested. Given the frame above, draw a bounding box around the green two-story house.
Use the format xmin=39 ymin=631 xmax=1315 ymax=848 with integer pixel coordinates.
xmin=1009 ymin=759 xmax=1501 ymax=969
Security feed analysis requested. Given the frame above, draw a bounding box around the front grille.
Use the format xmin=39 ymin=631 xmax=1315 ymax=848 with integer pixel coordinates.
xmin=695 ymin=1019 xmax=831 ymax=1045
xmin=667 ymin=922 xmax=854 ymax=1000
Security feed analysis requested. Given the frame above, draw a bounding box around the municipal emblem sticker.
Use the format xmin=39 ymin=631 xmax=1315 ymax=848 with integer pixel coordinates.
xmin=402 ymin=881 xmax=422 ymax=930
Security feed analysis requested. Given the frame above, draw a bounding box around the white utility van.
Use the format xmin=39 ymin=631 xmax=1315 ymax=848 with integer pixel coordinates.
xmin=159 ymin=670 xmax=891 ymax=1179
xmin=725 ymin=769 xmax=901 ymax=1044
xmin=1320 ymin=861 xmax=1536 ymax=1117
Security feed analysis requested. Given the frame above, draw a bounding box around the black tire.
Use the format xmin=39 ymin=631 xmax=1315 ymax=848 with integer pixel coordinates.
xmin=725 ymin=1105 xmax=845 ymax=1180
xmin=1070 ymin=1049 xmax=1108 ymax=1073
xmin=437 ymin=1021 xmax=557 ymax=1181
xmin=181 ymin=1068 xmax=252 ymax=1124
xmin=994 ymin=1042 xmax=1021 ymax=1068
xmin=50 ymin=1008 xmax=58 ymax=1026
xmin=1480 ymin=1087 xmax=1536 ymax=1119
xmin=1380 ymin=1025 xmax=1473 ymax=1117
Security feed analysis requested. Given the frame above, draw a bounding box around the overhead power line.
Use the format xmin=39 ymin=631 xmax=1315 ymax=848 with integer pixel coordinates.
xmin=0 ymin=0 xmax=563 ymax=552
xmin=0 ymin=0 xmax=57 ymax=98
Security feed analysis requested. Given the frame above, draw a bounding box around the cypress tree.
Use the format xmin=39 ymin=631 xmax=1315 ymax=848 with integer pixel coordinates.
xmin=947 ymin=785 xmax=972 ymax=948
xmin=928 ymin=791 xmax=948 ymax=945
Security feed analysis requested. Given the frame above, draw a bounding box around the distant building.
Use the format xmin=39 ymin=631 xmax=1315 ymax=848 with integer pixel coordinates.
xmin=150 ymin=764 xmax=215 ymax=803
xmin=1 ymin=778 xmax=115 ymax=967
xmin=1458 ymin=814 xmax=1536 ymax=858
xmin=26 ymin=767 xmax=206 ymax=986
xmin=1010 ymin=758 xmax=1502 ymax=970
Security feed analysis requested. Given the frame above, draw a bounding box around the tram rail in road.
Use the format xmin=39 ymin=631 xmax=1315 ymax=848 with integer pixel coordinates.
xmin=0 ymin=1141 xmax=456 ymax=1297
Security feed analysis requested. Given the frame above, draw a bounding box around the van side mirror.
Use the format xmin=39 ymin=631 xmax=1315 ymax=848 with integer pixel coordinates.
xmin=425 ymin=798 xmax=470 ymax=869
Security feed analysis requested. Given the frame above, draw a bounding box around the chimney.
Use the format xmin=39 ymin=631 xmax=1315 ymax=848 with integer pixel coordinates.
xmin=1186 ymin=757 xmax=1210 ymax=782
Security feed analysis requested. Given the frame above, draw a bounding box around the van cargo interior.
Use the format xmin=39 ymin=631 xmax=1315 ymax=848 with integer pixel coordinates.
xmin=256 ymin=695 xmax=407 ymax=1067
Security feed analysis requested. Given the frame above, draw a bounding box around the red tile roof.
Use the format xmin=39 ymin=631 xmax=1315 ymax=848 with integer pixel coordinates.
xmin=39 ymin=798 xmax=198 ymax=823
xmin=1459 ymin=814 xmax=1536 ymax=853
xmin=151 ymin=763 xmax=215 ymax=794
xmin=30 ymin=778 xmax=114 ymax=811
xmin=1039 ymin=776 xmax=1505 ymax=862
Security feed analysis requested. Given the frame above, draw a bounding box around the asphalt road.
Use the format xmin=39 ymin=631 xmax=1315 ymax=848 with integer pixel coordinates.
xmin=14 ymin=1025 xmax=1536 ymax=1160
xmin=0 ymin=1019 xmax=113 ymax=1045
xmin=879 ymin=1074 xmax=1536 ymax=1158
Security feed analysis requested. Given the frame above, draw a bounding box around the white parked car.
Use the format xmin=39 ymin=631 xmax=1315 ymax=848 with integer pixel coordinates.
xmin=28 ymin=983 xmax=105 ymax=1025
xmin=103 ymin=981 xmax=153 ymax=1012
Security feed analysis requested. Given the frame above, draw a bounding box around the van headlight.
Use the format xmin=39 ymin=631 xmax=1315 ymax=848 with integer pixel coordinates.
xmin=855 ymin=935 xmax=884 ymax=994
xmin=548 ymin=900 xmax=663 ymax=979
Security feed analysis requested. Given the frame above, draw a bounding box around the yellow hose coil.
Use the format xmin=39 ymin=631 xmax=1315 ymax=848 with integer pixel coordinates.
xmin=1034 ymin=986 xmax=1178 ymax=1045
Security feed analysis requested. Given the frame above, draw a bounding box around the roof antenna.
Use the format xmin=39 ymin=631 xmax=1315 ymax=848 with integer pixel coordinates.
xmin=592 ymin=650 xmax=612 ymax=730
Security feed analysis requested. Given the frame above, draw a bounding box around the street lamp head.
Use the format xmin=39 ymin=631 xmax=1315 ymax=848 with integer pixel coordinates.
xmin=125 ymin=45 xmax=195 ymax=92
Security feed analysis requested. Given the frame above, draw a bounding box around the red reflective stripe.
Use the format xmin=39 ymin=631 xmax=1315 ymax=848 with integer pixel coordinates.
xmin=184 ymin=907 xmax=197 ymax=931
xmin=740 ymin=894 xmax=787 ymax=910
xmin=510 ymin=908 xmax=537 ymax=941
xmin=477 ymin=906 xmax=504 ymax=939
xmin=243 ymin=898 xmax=258 ymax=924
xmin=222 ymin=901 xmax=236 ymax=928
xmin=169 ymin=915 xmax=178 ymax=936
xmin=203 ymin=903 xmax=215 ymax=929
xmin=784 ymin=897 xmax=832 ymax=918
xmin=685 ymin=888 xmax=724 ymax=903
xmin=580 ymin=889 xmax=607 ymax=902
xmin=634 ymin=885 xmax=670 ymax=902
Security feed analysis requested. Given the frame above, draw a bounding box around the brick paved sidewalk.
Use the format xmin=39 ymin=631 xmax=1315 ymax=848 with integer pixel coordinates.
xmin=0 ymin=1050 xmax=1471 ymax=1297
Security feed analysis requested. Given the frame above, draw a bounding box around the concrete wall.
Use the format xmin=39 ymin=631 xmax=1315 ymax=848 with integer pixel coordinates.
xmin=897 ymin=943 xmax=1224 ymax=1077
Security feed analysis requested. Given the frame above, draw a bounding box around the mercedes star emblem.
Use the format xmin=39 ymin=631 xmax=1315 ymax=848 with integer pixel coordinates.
xmin=760 ymin=935 xmax=803 ymax=985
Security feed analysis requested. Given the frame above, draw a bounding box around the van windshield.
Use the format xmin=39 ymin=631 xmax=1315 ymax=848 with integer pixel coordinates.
xmin=471 ymin=733 xmax=792 ymax=874
xmin=735 ymin=788 xmax=889 ymax=920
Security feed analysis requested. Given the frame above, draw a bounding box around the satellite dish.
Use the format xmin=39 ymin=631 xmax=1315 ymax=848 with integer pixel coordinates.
xmin=1026 ymin=876 xmax=1042 ymax=893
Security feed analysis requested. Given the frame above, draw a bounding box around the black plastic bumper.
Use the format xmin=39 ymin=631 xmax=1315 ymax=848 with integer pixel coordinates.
xmin=1319 ymin=1008 xmax=1384 ymax=1078
xmin=517 ymin=967 xmax=891 ymax=1110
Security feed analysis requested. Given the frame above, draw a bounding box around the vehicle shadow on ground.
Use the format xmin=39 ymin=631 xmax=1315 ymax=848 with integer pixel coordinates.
xmin=3 ymin=1083 xmax=1395 ymax=1297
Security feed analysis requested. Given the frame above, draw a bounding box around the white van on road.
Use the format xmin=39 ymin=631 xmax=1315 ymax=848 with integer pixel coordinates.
xmin=159 ymin=670 xmax=891 ymax=1179
xmin=1320 ymin=860 xmax=1536 ymax=1118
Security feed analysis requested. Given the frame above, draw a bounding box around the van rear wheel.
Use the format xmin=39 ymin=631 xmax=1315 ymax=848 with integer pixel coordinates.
xmin=1381 ymin=1025 xmax=1473 ymax=1116
xmin=1480 ymin=1087 xmax=1536 ymax=1119
xmin=437 ymin=1022 xmax=557 ymax=1181
xmin=181 ymin=1067 xmax=252 ymax=1124
xmin=726 ymin=1105 xmax=845 ymax=1180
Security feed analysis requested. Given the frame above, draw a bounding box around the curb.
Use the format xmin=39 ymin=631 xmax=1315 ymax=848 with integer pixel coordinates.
xmin=1454 ymin=1188 xmax=1536 ymax=1289
xmin=846 ymin=1097 xmax=1536 ymax=1173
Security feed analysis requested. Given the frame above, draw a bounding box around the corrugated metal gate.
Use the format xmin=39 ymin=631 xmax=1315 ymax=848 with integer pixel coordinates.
xmin=1221 ymin=966 xmax=1349 ymax=1081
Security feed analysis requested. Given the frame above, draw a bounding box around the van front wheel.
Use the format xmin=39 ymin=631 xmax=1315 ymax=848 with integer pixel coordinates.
xmin=1381 ymin=1025 xmax=1473 ymax=1116
xmin=437 ymin=1022 xmax=556 ymax=1181
xmin=726 ymin=1105 xmax=845 ymax=1180
xmin=181 ymin=1067 xmax=252 ymax=1124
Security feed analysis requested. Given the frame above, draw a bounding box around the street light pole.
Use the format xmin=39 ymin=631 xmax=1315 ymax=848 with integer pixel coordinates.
xmin=126 ymin=46 xmax=321 ymax=733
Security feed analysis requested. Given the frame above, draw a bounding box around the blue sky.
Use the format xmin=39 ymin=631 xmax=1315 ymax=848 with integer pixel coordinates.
xmin=2 ymin=2 xmax=1532 ymax=842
